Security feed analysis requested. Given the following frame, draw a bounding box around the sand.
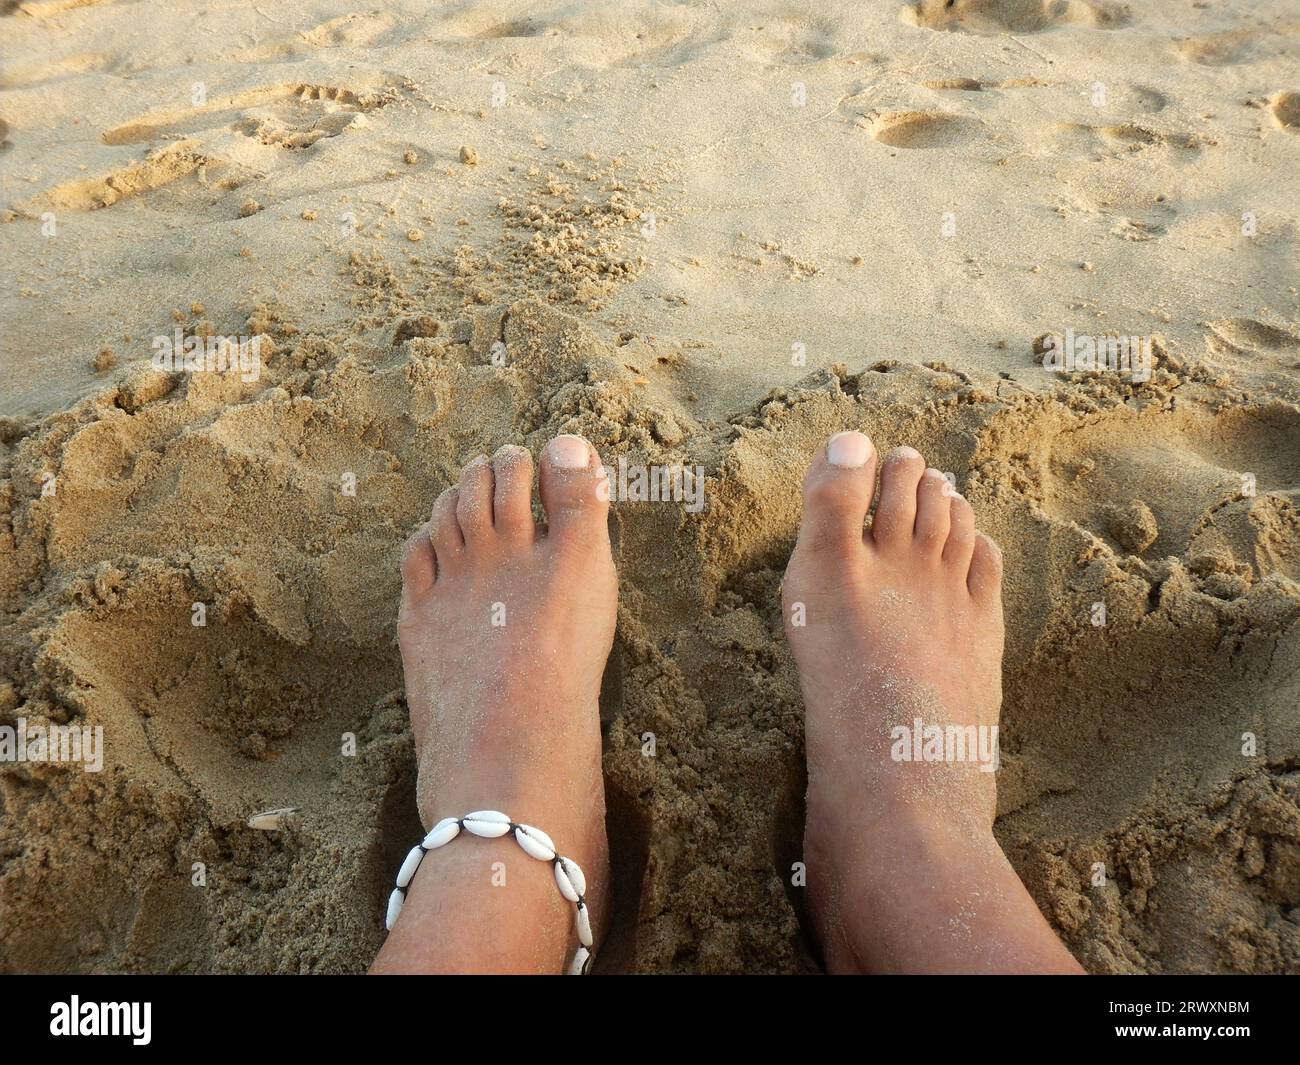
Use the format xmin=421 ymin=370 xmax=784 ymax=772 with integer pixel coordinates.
xmin=1 ymin=0 xmax=1298 ymax=974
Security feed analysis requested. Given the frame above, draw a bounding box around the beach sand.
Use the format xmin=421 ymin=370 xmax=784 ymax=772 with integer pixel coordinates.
xmin=1 ymin=0 xmax=1298 ymax=973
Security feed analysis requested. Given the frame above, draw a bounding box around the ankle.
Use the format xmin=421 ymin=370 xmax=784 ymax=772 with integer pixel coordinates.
xmin=807 ymin=789 xmax=999 ymax=916
xmin=808 ymin=754 xmax=997 ymax=843
xmin=803 ymin=804 xmax=1005 ymax=968
xmin=852 ymin=804 xmax=1000 ymax=882
xmin=414 ymin=753 xmax=607 ymax=865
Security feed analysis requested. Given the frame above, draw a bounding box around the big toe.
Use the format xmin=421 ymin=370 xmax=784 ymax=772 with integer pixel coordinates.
xmin=539 ymin=434 xmax=611 ymax=551
xmin=795 ymin=431 xmax=878 ymax=554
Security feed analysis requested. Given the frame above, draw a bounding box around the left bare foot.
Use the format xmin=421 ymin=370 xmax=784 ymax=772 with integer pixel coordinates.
xmin=373 ymin=434 xmax=615 ymax=974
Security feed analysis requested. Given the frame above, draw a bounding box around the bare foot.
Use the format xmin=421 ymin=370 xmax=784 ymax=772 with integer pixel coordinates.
xmin=374 ymin=434 xmax=615 ymax=974
xmin=783 ymin=432 xmax=1081 ymax=974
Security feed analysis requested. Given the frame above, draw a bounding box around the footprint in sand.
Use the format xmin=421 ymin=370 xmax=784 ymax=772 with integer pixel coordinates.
xmin=1107 ymin=213 xmax=1170 ymax=242
xmin=903 ymin=0 xmax=1132 ymax=35
xmin=476 ymin=16 xmax=550 ymax=38
xmin=235 ymin=94 xmax=378 ymax=151
xmin=921 ymin=77 xmax=987 ymax=91
xmin=865 ymin=109 xmax=982 ymax=149
xmin=1037 ymin=404 xmax=1300 ymax=579
xmin=988 ymin=399 xmax=1300 ymax=842
xmin=1177 ymin=29 xmax=1257 ymax=67
xmin=21 ymin=81 xmax=400 ymax=215
xmin=435 ymin=5 xmax=704 ymax=69
xmin=1057 ymin=175 xmax=1179 ymax=241
xmin=0 ymin=50 xmax=123 ymax=90
xmin=773 ymin=31 xmax=840 ymax=65
xmin=296 ymin=11 xmax=401 ymax=49
xmin=102 ymin=82 xmax=399 ymax=147
xmin=1205 ymin=318 xmax=1300 ymax=374
xmin=22 ymin=141 xmax=206 ymax=212
xmin=1129 ymin=86 xmax=1170 ymax=113
xmin=36 ymin=384 xmax=405 ymax=790
xmin=1047 ymin=120 xmax=1198 ymax=161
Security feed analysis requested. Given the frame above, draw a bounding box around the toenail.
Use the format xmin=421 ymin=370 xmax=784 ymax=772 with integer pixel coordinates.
xmin=924 ymin=468 xmax=953 ymax=493
xmin=494 ymin=443 xmax=529 ymax=461
xmin=827 ymin=431 xmax=872 ymax=468
xmin=546 ymin=434 xmax=590 ymax=469
xmin=889 ymin=445 xmax=923 ymax=462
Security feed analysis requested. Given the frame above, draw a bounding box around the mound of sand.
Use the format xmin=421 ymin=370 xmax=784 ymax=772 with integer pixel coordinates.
xmin=1 ymin=0 xmax=1298 ymax=973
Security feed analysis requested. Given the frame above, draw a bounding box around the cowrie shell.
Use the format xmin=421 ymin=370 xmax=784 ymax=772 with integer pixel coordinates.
xmin=422 ymin=817 xmax=461 ymax=850
xmin=575 ymin=900 xmax=593 ymax=948
xmin=385 ymin=888 xmax=404 ymax=932
xmin=554 ymin=856 xmax=586 ymax=902
xmin=513 ymin=824 xmax=556 ymax=862
xmin=247 ymin=806 xmax=300 ymax=831
xmin=462 ymin=810 xmax=512 ymax=838
xmin=568 ymin=946 xmax=592 ymax=976
xmin=396 ymin=845 xmax=424 ymax=889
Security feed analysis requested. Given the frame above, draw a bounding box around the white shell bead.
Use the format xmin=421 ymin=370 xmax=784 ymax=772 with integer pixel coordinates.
xmin=556 ymin=856 xmax=586 ymax=899
xmin=385 ymin=888 xmax=404 ymax=931
xmin=422 ymin=817 xmax=461 ymax=850
xmin=554 ymin=859 xmax=580 ymax=902
xmin=568 ymin=946 xmax=591 ymax=976
xmin=462 ymin=810 xmax=513 ymax=838
xmin=575 ymin=901 xmax=593 ymax=948
xmin=396 ymin=846 xmax=424 ymax=889
xmin=513 ymin=824 xmax=556 ymax=862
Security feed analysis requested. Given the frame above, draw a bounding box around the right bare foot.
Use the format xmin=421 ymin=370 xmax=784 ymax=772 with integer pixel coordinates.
xmin=783 ymin=431 xmax=1082 ymax=974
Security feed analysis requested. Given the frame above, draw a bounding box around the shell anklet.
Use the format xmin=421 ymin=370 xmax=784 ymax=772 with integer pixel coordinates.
xmin=385 ymin=810 xmax=594 ymax=976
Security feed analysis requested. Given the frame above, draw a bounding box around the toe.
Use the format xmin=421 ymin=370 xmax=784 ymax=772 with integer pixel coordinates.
xmin=492 ymin=444 xmax=536 ymax=541
xmin=795 ymin=431 xmax=878 ymax=553
xmin=539 ymin=434 xmax=611 ymax=549
xmin=429 ymin=487 xmax=464 ymax=563
xmin=968 ymin=533 xmax=1003 ymax=604
xmin=400 ymin=523 xmax=436 ymax=598
xmin=913 ymin=468 xmax=953 ymax=557
xmin=871 ymin=446 xmax=927 ymax=549
xmin=942 ymin=492 xmax=977 ymax=574
xmin=455 ymin=455 xmax=495 ymax=542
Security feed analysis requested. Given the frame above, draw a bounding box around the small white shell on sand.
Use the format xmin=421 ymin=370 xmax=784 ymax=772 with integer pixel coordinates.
xmin=513 ymin=824 xmax=556 ymax=862
xmin=247 ymin=807 xmax=300 ymax=831
xmin=422 ymin=817 xmax=461 ymax=850
xmin=385 ymin=888 xmax=404 ymax=931
xmin=575 ymin=900 xmax=593 ymax=948
xmin=462 ymin=810 xmax=512 ymax=838
xmin=568 ymin=946 xmax=591 ymax=976
xmin=396 ymin=845 xmax=425 ymax=889
xmin=554 ymin=856 xmax=586 ymax=902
